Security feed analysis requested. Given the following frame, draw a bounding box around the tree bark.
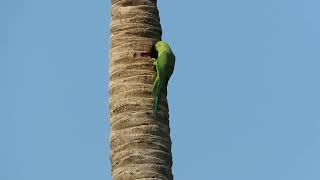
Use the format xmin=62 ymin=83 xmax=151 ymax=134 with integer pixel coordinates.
xmin=109 ymin=0 xmax=173 ymax=179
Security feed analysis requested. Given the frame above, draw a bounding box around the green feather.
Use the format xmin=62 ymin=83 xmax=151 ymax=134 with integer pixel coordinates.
xmin=151 ymin=41 xmax=175 ymax=119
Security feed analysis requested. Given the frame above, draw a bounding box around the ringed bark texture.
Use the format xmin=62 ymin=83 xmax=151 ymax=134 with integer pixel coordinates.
xmin=109 ymin=0 xmax=173 ymax=179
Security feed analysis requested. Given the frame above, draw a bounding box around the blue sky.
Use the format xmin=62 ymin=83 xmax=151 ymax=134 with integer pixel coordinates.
xmin=2 ymin=0 xmax=320 ymax=179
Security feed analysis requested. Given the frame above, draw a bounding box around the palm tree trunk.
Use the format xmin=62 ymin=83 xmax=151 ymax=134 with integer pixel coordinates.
xmin=109 ymin=0 xmax=173 ymax=179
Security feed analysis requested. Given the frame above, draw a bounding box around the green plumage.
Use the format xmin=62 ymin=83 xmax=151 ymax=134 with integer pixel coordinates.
xmin=152 ymin=41 xmax=175 ymax=118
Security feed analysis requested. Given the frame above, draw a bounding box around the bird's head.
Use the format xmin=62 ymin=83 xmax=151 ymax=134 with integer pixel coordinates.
xmin=155 ymin=41 xmax=171 ymax=52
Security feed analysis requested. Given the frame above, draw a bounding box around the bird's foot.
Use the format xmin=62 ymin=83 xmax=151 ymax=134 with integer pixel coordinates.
xmin=149 ymin=58 xmax=156 ymax=65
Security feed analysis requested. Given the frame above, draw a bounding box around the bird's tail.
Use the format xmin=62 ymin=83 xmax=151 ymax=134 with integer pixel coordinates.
xmin=152 ymin=80 xmax=163 ymax=118
xmin=152 ymin=76 xmax=159 ymax=98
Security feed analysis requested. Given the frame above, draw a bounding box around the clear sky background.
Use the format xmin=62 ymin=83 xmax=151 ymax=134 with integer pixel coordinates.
xmin=2 ymin=0 xmax=320 ymax=179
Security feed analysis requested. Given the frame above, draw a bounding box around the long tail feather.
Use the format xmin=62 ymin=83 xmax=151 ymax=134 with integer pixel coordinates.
xmin=153 ymin=80 xmax=163 ymax=118
xmin=152 ymin=76 xmax=159 ymax=98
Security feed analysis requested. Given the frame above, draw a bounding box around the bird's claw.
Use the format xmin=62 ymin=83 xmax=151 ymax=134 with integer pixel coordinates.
xmin=149 ymin=58 xmax=156 ymax=65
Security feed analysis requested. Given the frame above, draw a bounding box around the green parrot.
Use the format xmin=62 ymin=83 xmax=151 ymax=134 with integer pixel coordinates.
xmin=152 ymin=41 xmax=176 ymax=118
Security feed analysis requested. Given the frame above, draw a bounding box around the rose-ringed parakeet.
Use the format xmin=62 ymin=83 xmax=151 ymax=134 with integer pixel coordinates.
xmin=152 ymin=41 xmax=175 ymax=118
